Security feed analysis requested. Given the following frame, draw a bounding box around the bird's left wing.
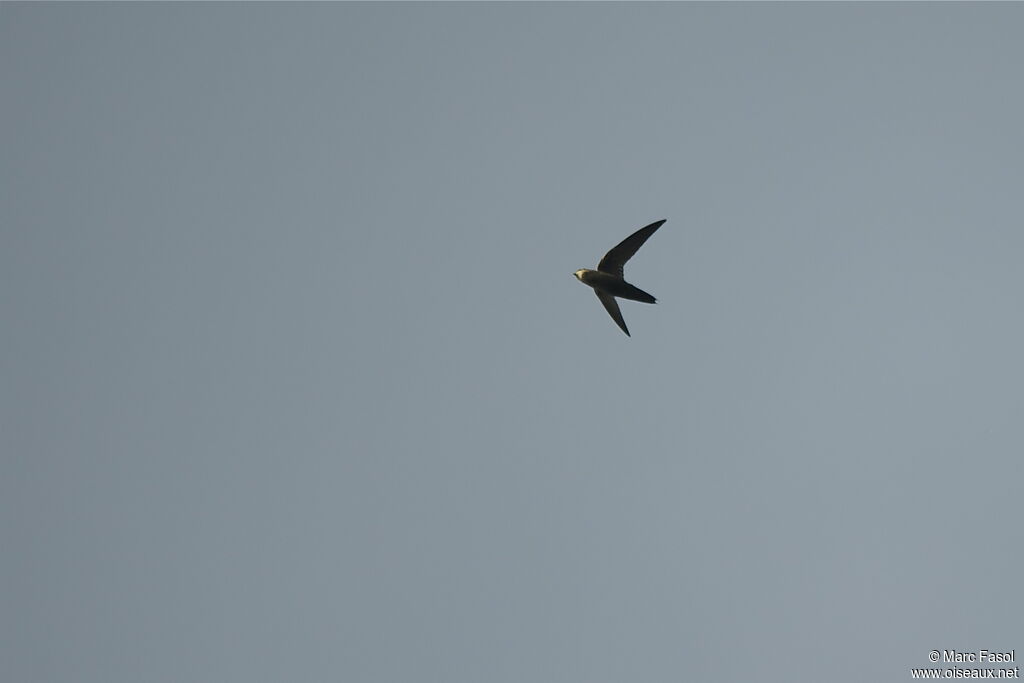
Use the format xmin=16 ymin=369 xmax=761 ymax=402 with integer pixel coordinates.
xmin=597 ymin=219 xmax=666 ymax=277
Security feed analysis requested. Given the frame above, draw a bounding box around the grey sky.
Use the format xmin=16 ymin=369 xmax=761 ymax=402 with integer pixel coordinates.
xmin=3 ymin=4 xmax=1022 ymax=682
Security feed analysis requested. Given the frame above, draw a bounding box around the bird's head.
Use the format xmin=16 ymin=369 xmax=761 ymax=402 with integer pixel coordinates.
xmin=573 ymin=269 xmax=587 ymax=281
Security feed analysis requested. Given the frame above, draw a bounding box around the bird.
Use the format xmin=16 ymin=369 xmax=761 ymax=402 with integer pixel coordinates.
xmin=573 ymin=219 xmax=665 ymax=337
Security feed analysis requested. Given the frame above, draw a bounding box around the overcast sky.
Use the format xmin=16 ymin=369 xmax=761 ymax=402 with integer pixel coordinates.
xmin=3 ymin=4 xmax=1022 ymax=682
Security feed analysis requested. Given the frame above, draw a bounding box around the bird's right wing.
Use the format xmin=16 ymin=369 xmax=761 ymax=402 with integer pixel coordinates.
xmin=595 ymin=291 xmax=630 ymax=337
xmin=598 ymin=220 xmax=666 ymax=277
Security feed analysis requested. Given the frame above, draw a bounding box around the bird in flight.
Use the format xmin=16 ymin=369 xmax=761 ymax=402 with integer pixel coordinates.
xmin=573 ymin=219 xmax=665 ymax=337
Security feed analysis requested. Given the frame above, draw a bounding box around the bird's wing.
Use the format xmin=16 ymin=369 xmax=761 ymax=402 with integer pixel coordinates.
xmin=597 ymin=219 xmax=666 ymax=277
xmin=595 ymin=291 xmax=630 ymax=336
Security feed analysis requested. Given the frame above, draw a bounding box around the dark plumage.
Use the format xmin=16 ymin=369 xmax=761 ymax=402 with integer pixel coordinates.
xmin=573 ymin=220 xmax=665 ymax=336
